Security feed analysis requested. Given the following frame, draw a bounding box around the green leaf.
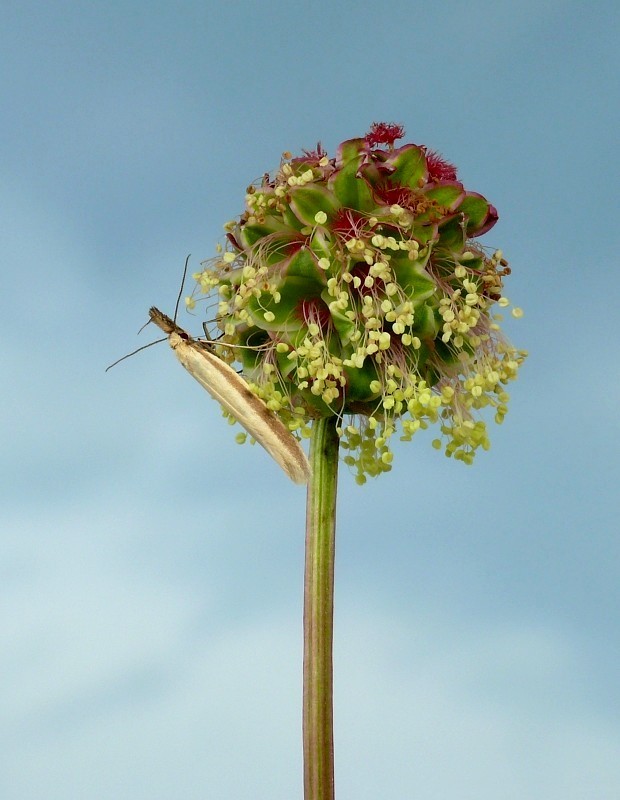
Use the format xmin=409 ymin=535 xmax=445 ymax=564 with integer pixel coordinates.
xmin=335 ymin=137 xmax=365 ymax=166
xmin=275 ymin=346 xmax=299 ymax=380
xmin=390 ymin=256 xmax=437 ymax=305
xmin=294 ymin=385 xmax=335 ymax=415
xmin=410 ymin=223 xmax=439 ymax=248
xmin=433 ymin=337 xmax=470 ymax=366
xmin=240 ymin=217 xmax=290 ymax=250
xmin=246 ymin=276 xmax=321 ymax=332
xmin=237 ymin=328 xmax=271 ymax=372
xmin=308 ymin=229 xmax=335 ymax=262
xmin=388 ymin=145 xmax=427 ymax=189
xmin=321 ymin=287 xmax=357 ymax=344
xmin=457 ymin=193 xmax=490 ymax=234
xmin=247 ymin=232 xmax=308 ymax=267
xmin=286 ymin=247 xmax=326 ymax=282
xmin=329 ymin=159 xmax=375 ymax=211
xmin=423 ymin=183 xmax=466 ymax=212
xmin=281 ymin=204 xmax=306 ymax=231
xmin=288 ymin=185 xmax=341 ymax=226
xmin=412 ymin=304 xmax=438 ymax=339
xmin=342 ymin=357 xmax=380 ymax=403
xmin=435 ymin=216 xmax=465 ymax=252
xmin=404 ymin=338 xmax=431 ymax=374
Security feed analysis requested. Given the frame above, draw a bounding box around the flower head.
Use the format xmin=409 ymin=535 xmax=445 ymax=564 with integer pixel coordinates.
xmin=191 ymin=124 xmax=526 ymax=483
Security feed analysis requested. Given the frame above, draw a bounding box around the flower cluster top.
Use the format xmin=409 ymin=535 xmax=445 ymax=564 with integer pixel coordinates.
xmin=189 ymin=123 xmax=526 ymax=482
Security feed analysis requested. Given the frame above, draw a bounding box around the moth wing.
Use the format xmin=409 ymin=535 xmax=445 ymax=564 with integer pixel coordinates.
xmin=169 ymin=333 xmax=310 ymax=484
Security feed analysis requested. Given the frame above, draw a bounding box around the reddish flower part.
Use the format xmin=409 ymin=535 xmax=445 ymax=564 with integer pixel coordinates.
xmin=290 ymin=143 xmax=328 ymax=168
xmin=365 ymin=122 xmax=405 ymax=148
xmin=371 ymin=182 xmax=419 ymax=211
xmin=425 ymin=149 xmax=458 ymax=182
xmin=331 ymin=208 xmax=371 ymax=240
xmin=474 ymin=202 xmax=499 ymax=237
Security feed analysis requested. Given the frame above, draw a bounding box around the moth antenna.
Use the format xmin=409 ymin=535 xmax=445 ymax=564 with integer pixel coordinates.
xmin=105 ymin=337 xmax=167 ymax=371
xmin=174 ymin=254 xmax=192 ymax=323
xmin=202 ymin=321 xmax=213 ymax=341
xmin=107 ymin=255 xmax=193 ymax=372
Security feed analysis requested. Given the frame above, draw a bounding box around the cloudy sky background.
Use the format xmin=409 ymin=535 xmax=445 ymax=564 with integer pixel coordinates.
xmin=2 ymin=2 xmax=619 ymax=798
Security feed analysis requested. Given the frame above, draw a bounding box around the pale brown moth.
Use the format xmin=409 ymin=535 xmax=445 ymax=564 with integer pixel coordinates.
xmin=149 ymin=307 xmax=311 ymax=485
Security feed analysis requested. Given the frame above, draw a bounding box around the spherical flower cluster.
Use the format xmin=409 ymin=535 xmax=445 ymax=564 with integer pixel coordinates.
xmin=189 ymin=124 xmax=526 ymax=483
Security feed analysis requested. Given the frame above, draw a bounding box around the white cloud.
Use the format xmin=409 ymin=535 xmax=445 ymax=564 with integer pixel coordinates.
xmin=2 ymin=577 xmax=619 ymax=800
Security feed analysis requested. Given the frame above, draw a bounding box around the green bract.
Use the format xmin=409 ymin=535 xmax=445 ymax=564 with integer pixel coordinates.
xmin=191 ymin=126 xmax=526 ymax=483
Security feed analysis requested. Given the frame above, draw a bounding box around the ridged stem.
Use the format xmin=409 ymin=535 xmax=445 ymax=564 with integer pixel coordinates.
xmin=303 ymin=416 xmax=339 ymax=800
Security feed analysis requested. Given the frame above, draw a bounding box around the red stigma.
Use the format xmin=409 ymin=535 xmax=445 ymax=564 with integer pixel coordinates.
xmin=291 ymin=142 xmax=328 ymax=168
xmin=425 ymin=149 xmax=458 ymax=182
xmin=373 ymin=183 xmax=417 ymax=209
xmin=332 ymin=208 xmax=369 ymax=239
xmin=365 ymin=122 xmax=405 ymax=148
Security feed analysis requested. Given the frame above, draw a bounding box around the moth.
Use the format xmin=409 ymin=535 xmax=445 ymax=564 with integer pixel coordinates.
xmin=149 ymin=307 xmax=311 ymax=485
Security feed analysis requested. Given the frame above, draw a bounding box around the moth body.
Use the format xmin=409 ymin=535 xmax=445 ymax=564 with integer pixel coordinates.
xmin=149 ymin=308 xmax=310 ymax=485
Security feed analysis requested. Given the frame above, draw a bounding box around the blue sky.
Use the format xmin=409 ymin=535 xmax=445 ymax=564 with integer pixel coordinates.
xmin=2 ymin=1 xmax=619 ymax=798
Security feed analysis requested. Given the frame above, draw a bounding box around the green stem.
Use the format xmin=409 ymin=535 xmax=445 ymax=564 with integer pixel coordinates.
xmin=303 ymin=416 xmax=340 ymax=800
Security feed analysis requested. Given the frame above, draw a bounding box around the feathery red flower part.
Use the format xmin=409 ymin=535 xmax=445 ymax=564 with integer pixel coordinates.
xmin=365 ymin=122 xmax=405 ymax=148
